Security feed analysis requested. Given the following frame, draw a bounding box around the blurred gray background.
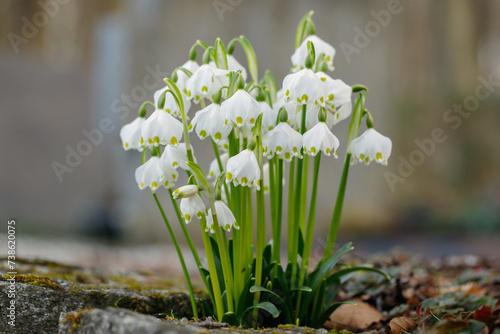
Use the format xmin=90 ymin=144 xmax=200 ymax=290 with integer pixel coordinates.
xmin=1 ymin=0 xmax=499 ymax=257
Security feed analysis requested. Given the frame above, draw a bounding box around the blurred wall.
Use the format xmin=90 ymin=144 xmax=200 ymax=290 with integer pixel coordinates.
xmin=1 ymin=0 xmax=499 ymax=241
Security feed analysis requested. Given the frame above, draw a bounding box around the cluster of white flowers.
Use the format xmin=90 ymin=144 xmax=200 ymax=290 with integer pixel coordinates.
xmin=120 ymin=32 xmax=392 ymax=233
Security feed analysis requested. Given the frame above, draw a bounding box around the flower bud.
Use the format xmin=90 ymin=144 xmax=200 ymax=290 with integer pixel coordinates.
xmin=278 ymin=106 xmax=288 ymax=123
xmin=237 ymin=74 xmax=245 ymax=90
xmin=305 ymin=55 xmax=313 ymax=69
xmin=351 ymin=84 xmax=368 ymax=93
xmin=173 ymin=185 xmax=199 ymax=199
xmin=247 ymin=137 xmax=257 ymax=151
xmin=189 ymin=44 xmax=197 ymax=61
xmin=318 ymin=107 xmax=327 ymax=123
xmin=157 ymin=91 xmax=166 ymax=109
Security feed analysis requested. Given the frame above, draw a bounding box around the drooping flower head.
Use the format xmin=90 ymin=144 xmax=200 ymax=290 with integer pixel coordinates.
xmin=283 ymin=68 xmax=323 ymax=105
xmin=291 ymin=35 xmax=336 ymax=72
xmin=226 ymin=149 xmax=261 ymax=190
xmin=210 ymin=54 xmax=247 ymax=81
xmin=314 ymin=73 xmax=352 ymax=125
xmin=180 ymin=194 xmax=206 ymax=223
xmin=303 ymin=122 xmax=340 ymax=157
xmin=189 ymin=103 xmax=232 ymax=142
xmin=205 ymin=200 xmax=239 ymax=233
xmin=173 ymin=185 xmax=199 ymax=199
xmin=160 ymin=143 xmax=195 ymax=170
xmin=174 ymin=60 xmax=200 ymax=91
xmin=208 ymin=152 xmax=229 ymax=179
xmin=263 ymin=122 xmax=303 ymax=162
xmin=185 ymin=64 xmax=229 ymax=103
xmin=221 ymin=89 xmax=261 ymax=128
xmin=120 ymin=117 xmax=145 ymax=151
xmin=350 ymin=128 xmax=392 ymax=166
xmin=140 ymin=109 xmax=183 ymax=147
xmin=260 ymin=101 xmax=279 ymax=134
xmin=135 ymin=156 xmax=164 ymax=190
xmin=153 ymin=86 xmax=192 ymax=119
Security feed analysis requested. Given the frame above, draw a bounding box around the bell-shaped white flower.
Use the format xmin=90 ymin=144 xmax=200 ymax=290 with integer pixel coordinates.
xmin=160 ymin=143 xmax=194 ymax=170
xmin=174 ymin=60 xmax=199 ymax=90
xmin=180 ymin=194 xmax=206 ymax=223
xmin=120 ymin=117 xmax=145 ymax=151
xmin=210 ymin=54 xmax=247 ymax=81
xmin=329 ymin=100 xmax=352 ymax=126
xmin=208 ymin=152 xmax=229 ymax=179
xmin=283 ymin=69 xmax=323 ymax=105
xmin=135 ymin=156 xmax=164 ymax=190
xmin=141 ymin=109 xmax=183 ymax=147
xmin=303 ymin=122 xmax=340 ymax=157
xmin=293 ymin=103 xmax=331 ymax=130
xmin=154 ymin=86 xmax=192 ymax=118
xmin=226 ymin=149 xmax=261 ymax=189
xmin=274 ymin=91 xmax=299 ymax=128
xmin=189 ymin=103 xmax=232 ymax=142
xmin=161 ymin=163 xmax=179 ymax=189
xmin=350 ymin=128 xmax=392 ymax=166
xmin=185 ymin=64 xmax=229 ymax=103
xmin=263 ymin=122 xmax=303 ymax=162
xmin=291 ymin=35 xmax=336 ymax=72
xmin=260 ymin=101 xmax=278 ymax=133
xmin=205 ymin=201 xmax=239 ymax=233
xmin=221 ymin=89 xmax=261 ymax=128
xmin=173 ymin=184 xmax=199 ymax=199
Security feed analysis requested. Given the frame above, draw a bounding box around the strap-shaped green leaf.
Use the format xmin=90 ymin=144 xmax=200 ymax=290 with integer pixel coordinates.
xmin=244 ymin=302 xmax=280 ymax=318
xmin=295 ymin=11 xmax=314 ymax=49
xmin=238 ymin=35 xmax=258 ymax=82
xmin=187 ymin=161 xmax=211 ymax=192
xmin=215 ymin=38 xmax=228 ymax=70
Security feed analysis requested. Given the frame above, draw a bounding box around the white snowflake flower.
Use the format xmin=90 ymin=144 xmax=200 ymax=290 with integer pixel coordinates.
xmin=185 ymin=64 xmax=229 ymax=103
xmin=120 ymin=117 xmax=145 ymax=151
xmin=189 ymin=103 xmax=232 ymax=142
xmin=221 ymin=89 xmax=261 ymax=128
xmin=153 ymin=86 xmax=192 ymax=119
xmin=291 ymin=35 xmax=336 ymax=72
xmin=140 ymin=109 xmax=183 ymax=147
xmin=262 ymin=122 xmax=303 ymax=162
xmin=282 ymin=68 xmax=323 ymax=105
xmin=180 ymin=194 xmax=206 ymax=223
xmin=205 ymin=201 xmax=239 ymax=233
xmin=135 ymin=157 xmax=164 ymax=191
xmin=350 ymin=128 xmax=392 ymax=166
xmin=160 ymin=143 xmax=195 ymax=170
xmin=226 ymin=149 xmax=261 ymax=190
xmin=303 ymin=122 xmax=340 ymax=157
xmin=208 ymin=152 xmax=229 ymax=179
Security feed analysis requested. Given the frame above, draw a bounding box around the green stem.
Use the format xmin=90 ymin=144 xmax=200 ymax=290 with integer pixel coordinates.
xmin=211 ymin=212 xmax=234 ymax=313
xmin=291 ymin=104 xmax=308 ymax=288
xmin=272 ymin=159 xmax=283 ymax=265
xmin=199 ymin=216 xmax=224 ymax=320
xmin=153 ymin=193 xmax=198 ymax=319
xmin=299 ymin=155 xmax=309 ymax=234
xmin=169 ymin=189 xmax=202 ymax=270
xmin=287 ymin=158 xmax=295 ymax=262
xmin=211 ymin=139 xmax=231 ymax=207
xmin=321 ymin=92 xmax=365 ymax=264
xmin=245 ymin=187 xmax=254 ymax=270
xmin=321 ymin=153 xmax=351 ymax=264
xmin=295 ymin=154 xmax=321 ymax=323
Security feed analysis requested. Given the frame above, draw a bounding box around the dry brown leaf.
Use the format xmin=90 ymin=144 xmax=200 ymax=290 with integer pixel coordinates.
xmin=439 ymin=282 xmax=487 ymax=297
xmin=329 ymin=298 xmax=383 ymax=330
xmin=389 ymin=316 xmax=417 ymax=334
